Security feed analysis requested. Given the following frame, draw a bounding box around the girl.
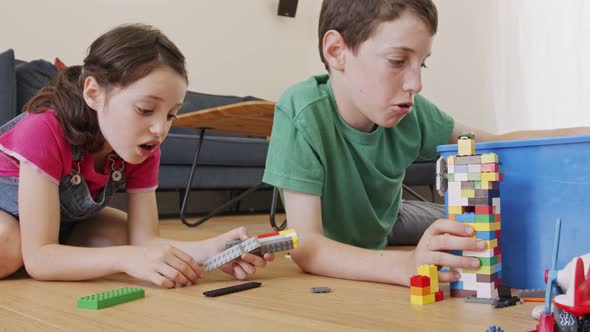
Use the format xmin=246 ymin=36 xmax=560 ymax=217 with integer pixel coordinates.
xmin=0 ymin=24 xmax=273 ymax=287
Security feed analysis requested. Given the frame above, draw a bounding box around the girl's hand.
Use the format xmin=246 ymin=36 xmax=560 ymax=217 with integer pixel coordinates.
xmin=410 ymin=219 xmax=487 ymax=283
xmin=209 ymin=227 xmax=275 ymax=279
xmin=124 ymin=245 xmax=204 ymax=288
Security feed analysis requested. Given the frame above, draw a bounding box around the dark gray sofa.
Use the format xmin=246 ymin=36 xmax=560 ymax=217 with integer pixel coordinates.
xmin=0 ymin=49 xmax=438 ymax=220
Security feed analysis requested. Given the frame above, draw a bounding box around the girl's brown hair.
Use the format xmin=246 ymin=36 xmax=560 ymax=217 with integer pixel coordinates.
xmin=24 ymin=24 xmax=188 ymax=152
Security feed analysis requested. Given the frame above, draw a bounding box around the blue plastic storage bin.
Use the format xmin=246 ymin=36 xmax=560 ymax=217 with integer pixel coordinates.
xmin=437 ymin=135 xmax=590 ymax=289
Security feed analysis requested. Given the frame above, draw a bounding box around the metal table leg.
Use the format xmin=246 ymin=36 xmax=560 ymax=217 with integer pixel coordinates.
xmin=269 ymin=186 xmax=287 ymax=230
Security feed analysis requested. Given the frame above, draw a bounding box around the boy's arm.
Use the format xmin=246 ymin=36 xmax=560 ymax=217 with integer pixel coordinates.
xmin=449 ymin=122 xmax=590 ymax=144
xmin=284 ymin=189 xmax=414 ymax=284
xmin=285 ymin=189 xmax=486 ymax=285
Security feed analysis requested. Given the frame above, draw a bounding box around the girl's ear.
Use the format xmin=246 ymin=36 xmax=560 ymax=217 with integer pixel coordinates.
xmin=322 ymin=30 xmax=347 ymax=72
xmin=82 ymin=76 xmax=104 ymax=111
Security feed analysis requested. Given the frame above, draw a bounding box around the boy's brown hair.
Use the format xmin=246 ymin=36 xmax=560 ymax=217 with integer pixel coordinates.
xmin=318 ymin=0 xmax=438 ymax=70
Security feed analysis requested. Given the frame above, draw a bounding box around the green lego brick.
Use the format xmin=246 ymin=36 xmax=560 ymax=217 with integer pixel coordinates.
xmin=77 ymin=287 xmax=145 ymax=310
xmin=478 ymin=256 xmax=499 ymax=266
xmin=476 ymin=214 xmax=495 ymax=222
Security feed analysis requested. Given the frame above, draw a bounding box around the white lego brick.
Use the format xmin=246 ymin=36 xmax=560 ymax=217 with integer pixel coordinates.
xmin=204 ymin=237 xmax=261 ymax=271
xmin=448 ymin=164 xmax=455 ymax=173
xmin=493 ymin=197 xmax=501 ymax=213
xmin=454 ymin=164 xmax=469 ymax=173
xmin=448 ymin=181 xmax=462 ymax=193
xmin=449 ymin=194 xmax=469 ymax=207
xmin=467 ymin=164 xmax=482 ymax=173
xmin=454 ymin=173 xmax=468 ymax=182
xmin=474 ymin=282 xmax=498 ymax=299
xmin=463 ymin=248 xmax=495 ymax=257
xmin=458 ymin=271 xmax=477 ymax=284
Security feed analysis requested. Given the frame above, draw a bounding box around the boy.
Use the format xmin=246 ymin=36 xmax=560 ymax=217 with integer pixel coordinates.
xmin=263 ymin=0 xmax=590 ymax=286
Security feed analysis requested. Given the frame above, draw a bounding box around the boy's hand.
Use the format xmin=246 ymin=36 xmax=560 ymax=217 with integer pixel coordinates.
xmin=412 ymin=219 xmax=487 ymax=283
xmin=124 ymin=245 xmax=205 ymax=288
xmin=210 ymin=227 xmax=275 ymax=280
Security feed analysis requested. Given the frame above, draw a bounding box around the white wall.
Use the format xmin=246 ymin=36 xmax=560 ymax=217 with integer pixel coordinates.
xmin=2 ymin=1 xmax=588 ymax=133
xmin=0 ymin=0 xmax=324 ymax=101
xmin=423 ymin=0 xmax=499 ymax=132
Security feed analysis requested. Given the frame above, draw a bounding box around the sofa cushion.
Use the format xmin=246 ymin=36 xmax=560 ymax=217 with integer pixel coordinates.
xmin=0 ymin=49 xmax=16 ymax=125
xmin=15 ymin=59 xmax=56 ymax=113
xmin=161 ymin=133 xmax=269 ymax=167
xmin=158 ymin=164 xmax=265 ymax=190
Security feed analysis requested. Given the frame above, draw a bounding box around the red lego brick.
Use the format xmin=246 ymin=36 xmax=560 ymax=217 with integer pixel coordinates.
xmin=435 ymin=290 xmax=444 ymax=302
xmin=481 ymin=163 xmax=499 ymax=172
xmin=450 ymin=289 xmax=477 ymax=298
xmin=495 ymin=279 xmax=502 ymax=287
xmin=410 ymin=275 xmax=430 ymax=288
xmin=475 ymin=206 xmax=494 ymax=214
xmin=495 ymin=214 xmax=501 ymax=222
xmin=495 ymin=230 xmax=501 ymax=240
xmin=494 ymin=246 xmax=502 ymax=256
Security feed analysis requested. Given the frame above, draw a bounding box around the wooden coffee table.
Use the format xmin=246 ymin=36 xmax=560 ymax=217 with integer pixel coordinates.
xmin=173 ymin=101 xmax=275 ymax=137
xmin=172 ymin=101 xmax=285 ymax=229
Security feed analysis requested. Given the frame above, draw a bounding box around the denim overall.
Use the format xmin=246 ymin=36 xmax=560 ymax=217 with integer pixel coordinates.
xmin=0 ymin=112 xmax=126 ymax=243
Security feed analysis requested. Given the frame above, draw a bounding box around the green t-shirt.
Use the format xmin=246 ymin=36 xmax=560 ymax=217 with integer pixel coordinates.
xmin=263 ymin=75 xmax=454 ymax=249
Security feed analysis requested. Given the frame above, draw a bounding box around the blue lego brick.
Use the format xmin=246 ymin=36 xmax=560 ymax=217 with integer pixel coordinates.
xmin=450 ymin=280 xmax=463 ymax=289
xmin=494 ymin=263 xmax=502 ymax=273
xmin=476 ymin=231 xmax=496 ymax=240
xmin=455 ymin=213 xmax=476 ymax=222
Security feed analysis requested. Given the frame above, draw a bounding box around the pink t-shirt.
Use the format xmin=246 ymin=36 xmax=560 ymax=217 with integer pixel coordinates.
xmin=0 ymin=111 xmax=159 ymax=198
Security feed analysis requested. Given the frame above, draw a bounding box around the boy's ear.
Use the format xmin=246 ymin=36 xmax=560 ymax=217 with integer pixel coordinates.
xmin=82 ymin=76 xmax=104 ymax=111
xmin=322 ymin=30 xmax=346 ymax=71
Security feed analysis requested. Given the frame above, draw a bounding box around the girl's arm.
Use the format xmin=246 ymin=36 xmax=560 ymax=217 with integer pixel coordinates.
xmin=126 ymin=191 xmax=273 ymax=279
xmin=18 ymin=162 xmax=129 ymax=280
xmin=126 ymin=191 xmax=211 ymax=262
xmin=18 ymin=163 xmax=202 ymax=287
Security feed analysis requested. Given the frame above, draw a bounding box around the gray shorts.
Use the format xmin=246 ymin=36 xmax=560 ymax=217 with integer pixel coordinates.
xmin=387 ymin=200 xmax=445 ymax=246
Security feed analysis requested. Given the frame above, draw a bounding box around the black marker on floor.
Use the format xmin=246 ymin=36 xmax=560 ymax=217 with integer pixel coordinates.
xmin=202 ymin=282 xmax=262 ymax=297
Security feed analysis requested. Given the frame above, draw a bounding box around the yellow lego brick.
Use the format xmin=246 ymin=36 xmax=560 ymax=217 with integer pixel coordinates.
xmin=481 ymin=172 xmax=500 ymax=182
xmin=484 ymin=238 xmax=498 ymax=249
xmin=447 ymin=155 xmax=455 ymax=166
xmin=481 ymin=153 xmax=498 ymax=163
xmin=463 ymin=264 xmax=497 ymax=275
xmin=418 ymin=264 xmax=437 ymax=279
xmin=448 ymin=206 xmax=465 ymax=215
xmin=279 ymin=229 xmax=299 ymax=248
xmin=465 ymin=222 xmax=501 ymax=232
xmin=458 ymin=137 xmax=475 ymax=156
xmin=481 ymin=181 xmax=493 ymax=190
xmin=461 ymin=189 xmax=475 ymax=198
xmin=292 ymin=235 xmax=299 ymax=249
xmin=418 ymin=264 xmax=439 ymax=293
xmin=411 ymin=293 xmax=435 ymax=305
xmin=411 ymin=286 xmax=431 ymax=296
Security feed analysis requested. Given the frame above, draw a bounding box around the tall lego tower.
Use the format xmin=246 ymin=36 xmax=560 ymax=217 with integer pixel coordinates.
xmin=438 ymin=134 xmax=504 ymax=298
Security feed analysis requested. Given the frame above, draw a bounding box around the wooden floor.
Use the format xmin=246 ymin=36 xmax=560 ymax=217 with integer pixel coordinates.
xmin=1 ymin=214 xmax=540 ymax=331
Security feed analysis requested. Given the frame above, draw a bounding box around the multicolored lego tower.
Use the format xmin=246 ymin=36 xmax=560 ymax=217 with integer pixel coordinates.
xmin=439 ymin=134 xmax=504 ymax=298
